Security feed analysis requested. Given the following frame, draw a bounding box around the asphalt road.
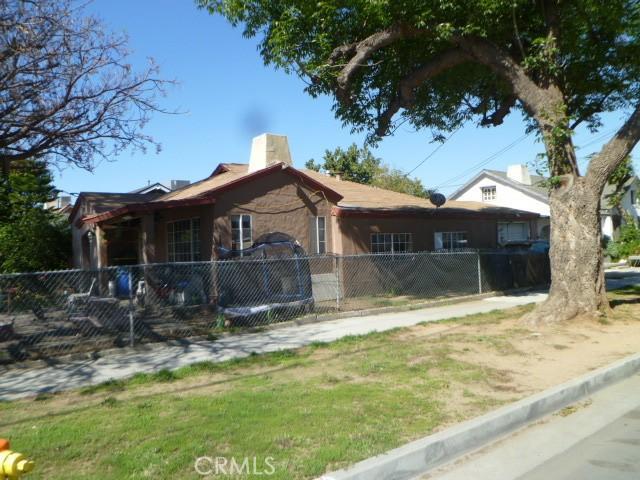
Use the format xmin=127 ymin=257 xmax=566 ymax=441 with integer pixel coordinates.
xmin=426 ymin=373 xmax=640 ymax=480
xmin=517 ymin=405 xmax=640 ymax=480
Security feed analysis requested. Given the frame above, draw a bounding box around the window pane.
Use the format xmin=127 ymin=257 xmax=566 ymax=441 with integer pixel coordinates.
xmin=317 ymin=217 xmax=326 ymax=254
xmin=231 ymin=214 xmax=251 ymax=250
xmin=167 ymin=218 xmax=200 ymax=262
xmin=242 ymin=215 xmax=252 ymax=246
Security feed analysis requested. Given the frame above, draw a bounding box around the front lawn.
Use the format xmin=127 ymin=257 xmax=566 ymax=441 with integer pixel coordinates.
xmin=2 ymin=288 xmax=640 ymax=479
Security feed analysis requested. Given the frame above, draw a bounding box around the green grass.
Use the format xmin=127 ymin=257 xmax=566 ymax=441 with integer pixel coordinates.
xmin=0 ymin=304 xmax=540 ymax=479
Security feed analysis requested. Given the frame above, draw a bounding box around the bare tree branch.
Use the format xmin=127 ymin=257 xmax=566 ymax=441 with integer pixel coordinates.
xmin=0 ymin=0 xmax=176 ymax=173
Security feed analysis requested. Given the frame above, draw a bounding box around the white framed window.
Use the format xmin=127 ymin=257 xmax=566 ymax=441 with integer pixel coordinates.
xmin=316 ymin=216 xmax=326 ymax=254
xmin=481 ymin=186 xmax=496 ymax=201
xmin=434 ymin=231 xmax=468 ymax=250
xmin=498 ymin=222 xmax=529 ymax=243
xmin=231 ymin=214 xmax=252 ymax=250
xmin=167 ymin=218 xmax=200 ymax=262
xmin=370 ymin=233 xmax=412 ymax=254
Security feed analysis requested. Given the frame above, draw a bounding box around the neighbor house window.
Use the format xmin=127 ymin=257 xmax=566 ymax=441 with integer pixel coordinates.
xmin=370 ymin=233 xmax=412 ymax=254
xmin=631 ymin=190 xmax=637 ymax=205
xmin=481 ymin=186 xmax=496 ymax=201
xmin=434 ymin=232 xmax=468 ymax=250
xmin=498 ymin=222 xmax=529 ymax=243
xmin=231 ymin=214 xmax=252 ymax=250
xmin=167 ymin=218 xmax=200 ymax=262
xmin=316 ymin=217 xmax=326 ymax=254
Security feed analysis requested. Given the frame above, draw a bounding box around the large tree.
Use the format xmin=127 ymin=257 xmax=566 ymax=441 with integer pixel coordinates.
xmin=201 ymin=0 xmax=640 ymax=323
xmin=0 ymin=0 xmax=171 ymax=174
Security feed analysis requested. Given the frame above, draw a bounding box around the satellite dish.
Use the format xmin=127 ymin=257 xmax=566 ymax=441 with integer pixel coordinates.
xmin=429 ymin=192 xmax=446 ymax=208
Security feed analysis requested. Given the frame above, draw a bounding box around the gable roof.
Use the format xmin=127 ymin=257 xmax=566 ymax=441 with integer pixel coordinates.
xmin=449 ymin=169 xmax=550 ymax=203
xmin=78 ymin=163 xmax=343 ymax=225
xmin=129 ymin=182 xmax=171 ymax=194
xmin=77 ymin=162 xmax=539 ymax=226
xmin=69 ymin=192 xmax=161 ymax=224
xmin=300 ymin=168 xmax=534 ymax=217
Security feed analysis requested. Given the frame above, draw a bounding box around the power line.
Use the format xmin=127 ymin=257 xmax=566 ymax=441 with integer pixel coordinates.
xmin=576 ymin=128 xmax=619 ymax=166
xmin=404 ymin=127 xmax=461 ymax=177
xmin=433 ymin=133 xmax=532 ymax=190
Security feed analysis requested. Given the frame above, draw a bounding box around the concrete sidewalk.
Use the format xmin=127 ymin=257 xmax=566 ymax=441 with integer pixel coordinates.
xmin=0 ymin=291 xmax=547 ymax=401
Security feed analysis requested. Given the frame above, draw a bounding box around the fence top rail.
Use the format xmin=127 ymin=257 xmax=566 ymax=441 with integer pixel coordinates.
xmin=0 ymin=249 xmax=554 ymax=278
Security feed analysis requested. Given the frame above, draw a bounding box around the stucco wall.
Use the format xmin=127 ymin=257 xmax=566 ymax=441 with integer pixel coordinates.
xmin=336 ymin=215 xmax=526 ymax=254
xmin=453 ymin=176 xmax=551 ymax=217
xmin=212 ymin=170 xmax=334 ymax=256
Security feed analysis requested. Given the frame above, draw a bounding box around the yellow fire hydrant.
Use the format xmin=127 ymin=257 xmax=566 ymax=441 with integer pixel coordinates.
xmin=0 ymin=439 xmax=35 ymax=479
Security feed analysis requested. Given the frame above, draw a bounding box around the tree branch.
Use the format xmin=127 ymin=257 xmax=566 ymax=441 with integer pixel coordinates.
xmin=586 ymin=104 xmax=640 ymax=190
xmin=480 ymin=94 xmax=518 ymax=127
xmin=331 ymin=24 xmax=422 ymax=104
xmin=375 ymin=48 xmax=470 ymax=136
xmin=452 ymin=35 xmax=553 ymax=119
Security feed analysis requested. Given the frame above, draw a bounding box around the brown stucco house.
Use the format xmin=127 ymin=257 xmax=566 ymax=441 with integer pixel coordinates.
xmin=70 ymin=134 xmax=540 ymax=269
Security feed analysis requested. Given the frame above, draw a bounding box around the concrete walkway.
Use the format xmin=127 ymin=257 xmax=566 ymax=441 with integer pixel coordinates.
xmin=0 ymin=291 xmax=547 ymax=401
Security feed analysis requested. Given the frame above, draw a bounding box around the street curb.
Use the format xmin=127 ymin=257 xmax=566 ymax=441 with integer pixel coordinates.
xmin=320 ymin=351 xmax=640 ymax=480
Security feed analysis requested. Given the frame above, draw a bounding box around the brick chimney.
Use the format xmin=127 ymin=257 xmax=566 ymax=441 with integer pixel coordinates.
xmin=248 ymin=133 xmax=292 ymax=173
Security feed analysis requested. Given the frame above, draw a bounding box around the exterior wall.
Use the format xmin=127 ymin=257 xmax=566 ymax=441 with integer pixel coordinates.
xmin=601 ymin=214 xmax=615 ymax=240
xmin=71 ymin=213 xmax=96 ymax=269
xmin=212 ymin=170 xmax=334 ymax=255
xmin=153 ymin=204 xmax=215 ymax=263
xmin=336 ymin=215 xmax=530 ymax=254
xmin=453 ymin=176 xmax=551 ymax=216
xmin=619 ymin=181 xmax=640 ymax=224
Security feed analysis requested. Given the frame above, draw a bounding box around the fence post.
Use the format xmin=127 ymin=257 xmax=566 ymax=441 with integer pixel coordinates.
xmin=335 ymin=255 xmax=341 ymax=311
xmin=128 ymin=266 xmax=135 ymax=347
xmin=477 ymin=251 xmax=483 ymax=294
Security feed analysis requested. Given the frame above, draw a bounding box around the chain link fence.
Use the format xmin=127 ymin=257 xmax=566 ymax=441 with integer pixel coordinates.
xmin=0 ymin=251 xmax=549 ymax=364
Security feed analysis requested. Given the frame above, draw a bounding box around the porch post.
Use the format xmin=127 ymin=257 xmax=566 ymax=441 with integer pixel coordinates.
xmin=141 ymin=214 xmax=156 ymax=264
xmin=95 ymin=225 xmax=108 ymax=269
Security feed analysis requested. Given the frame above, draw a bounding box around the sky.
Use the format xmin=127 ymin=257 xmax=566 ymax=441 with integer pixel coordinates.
xmin=53 ymin=0 xmax=637 ymax=198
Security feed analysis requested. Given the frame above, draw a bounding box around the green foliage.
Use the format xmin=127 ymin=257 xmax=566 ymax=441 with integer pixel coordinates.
xmin=0 ymin=160 xmax=71 ymax=272
xmin=605 ymin=214 xmax=640 ymax=261
xmin=201 ymin=0 xmax=640 ymax=143
xmin=305 ymin=143 xmax=380 ymax=184
xmin=306 ymin=143 xmax=432 ymax=197
xmin=605 ymin=156 xmax=635 ymax=209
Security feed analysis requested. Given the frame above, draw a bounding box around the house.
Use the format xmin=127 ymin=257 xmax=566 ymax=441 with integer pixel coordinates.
xmin=69 ymin=134 xmax=540 ymax=269
xmin=44 ymin=195 xmax=74 ymax=216
xmin=601 ymin=176 xmax=640 ymax=240
xmin=129 ymin=180 xmax=190 ymax=195
xmin=450 ymin=164 xmax=640 ymax=242
xmin=449 ymin=165 xmax=550 ymax=243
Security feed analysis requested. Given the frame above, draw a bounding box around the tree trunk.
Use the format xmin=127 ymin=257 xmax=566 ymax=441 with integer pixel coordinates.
xmin=523 ymin=177 xmax=609 ymax=325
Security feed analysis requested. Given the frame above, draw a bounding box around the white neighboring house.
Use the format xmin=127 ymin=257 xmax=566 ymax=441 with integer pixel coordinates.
xmin=601 ymin=176 xmax=640 ymax=240
xmin=450 ymin=164 xmax=640 ymax=243
xmin=450 ymin=165 xmax=550 ymax=244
